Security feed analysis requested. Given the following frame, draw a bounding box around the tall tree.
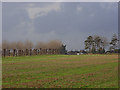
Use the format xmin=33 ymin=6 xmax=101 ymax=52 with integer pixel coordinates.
xmin=84 ymin=36 xmax=94 ymax=53
xmin=109 ymin=34 xmax=118 ymax=52
xmin=94 ymin=35 xmax=101 ymax=51
xmin=100 ymin=37 xmax=108 ymax=49
xmin=85 ymin=35 xmax=108 ymax=54
xmin=94 ymin=35 xmax=108 ymax=53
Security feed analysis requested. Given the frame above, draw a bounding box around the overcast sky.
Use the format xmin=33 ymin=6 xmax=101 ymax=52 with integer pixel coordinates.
xmin=0 ymin=2 xmax=1 ymax=46
xmin=2 ymin=2 xmax=118 ymax=50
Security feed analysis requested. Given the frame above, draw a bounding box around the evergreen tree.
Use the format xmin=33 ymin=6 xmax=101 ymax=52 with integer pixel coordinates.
xmin=60 ymin=44 xmax=67 ymax=54
xmin=109 ymin=34 xmax=118 ymax=52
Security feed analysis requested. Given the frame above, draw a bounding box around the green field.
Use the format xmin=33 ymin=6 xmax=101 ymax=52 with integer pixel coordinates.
xmin=2 ymin=54 xmax=118 ymax=88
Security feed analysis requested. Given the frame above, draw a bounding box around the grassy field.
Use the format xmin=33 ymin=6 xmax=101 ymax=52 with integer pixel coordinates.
xmin=2 ymin=54 xmax=118 ymax=88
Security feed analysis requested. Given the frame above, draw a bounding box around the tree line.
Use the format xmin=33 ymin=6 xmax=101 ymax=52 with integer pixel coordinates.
xmin=1 ymin=34 xmax=119 ymax=57
xmin=2 ymin=40 xmax=63 ymax=50
xmin=1 ymin=40 xmax=67 ymax=57
xmin=84 ymin=34 xmax=119 ymax=54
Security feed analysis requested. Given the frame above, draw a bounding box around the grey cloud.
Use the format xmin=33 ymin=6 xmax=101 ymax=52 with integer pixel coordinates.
xmin=2 ymin=2 xmax=118 ymax=50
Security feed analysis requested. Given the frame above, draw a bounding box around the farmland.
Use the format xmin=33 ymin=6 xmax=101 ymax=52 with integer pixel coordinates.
xmin=2 ymin=54 xmax=118 ymax=88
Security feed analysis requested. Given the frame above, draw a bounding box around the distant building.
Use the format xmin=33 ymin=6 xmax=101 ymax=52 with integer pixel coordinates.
xmin=77 ymin=53 xmax=80 ymax=55
xmin=68 ymin=51 xmax=79 ymax=55
xmin=80 ymin=50 xmax=88 ymax=54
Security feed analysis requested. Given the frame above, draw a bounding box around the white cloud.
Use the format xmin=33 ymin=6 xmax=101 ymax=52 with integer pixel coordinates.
xmin=27 ymin=3 xmax=35 ymax=7
xmin=77 ymin=6 xmax=82 ymax=12
xmin=26 ymin=3 xmax=61 ymax=20
xmin=9 ymin=20 xmax=58 ymax=43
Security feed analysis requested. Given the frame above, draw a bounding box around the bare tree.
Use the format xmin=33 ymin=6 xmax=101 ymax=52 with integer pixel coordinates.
xmin=24 ymin=40 xmax=33 ymax=49
xmin=35 ymin=40 xmax=62 ymax=49
xmin=47 ymin=40 xmax=62 ymax=49
xmin=35 ymin=42 xmax=47 ymax=49
xmin=16 ymin=41 xmax=24 ymax=50
xmin=2 ymin=40 xmax=10 ymax=49
xmin=10 ymin=41 xmax=16 ymax=49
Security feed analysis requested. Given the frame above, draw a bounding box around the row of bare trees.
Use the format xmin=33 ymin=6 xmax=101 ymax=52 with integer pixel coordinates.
xmin=2 ymin=48 xmax=61 ymax=57
xmin=1 ymin=40 xmax=66 ymax=57
xmin=2 ymin=40 xmax=63 ymax=50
